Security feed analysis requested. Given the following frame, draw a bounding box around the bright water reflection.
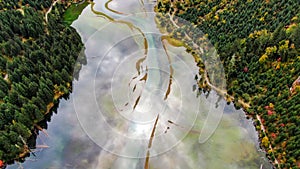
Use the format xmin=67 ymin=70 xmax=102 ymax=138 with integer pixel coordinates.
xmin=8 ymin=0 xmax=272 ymax=168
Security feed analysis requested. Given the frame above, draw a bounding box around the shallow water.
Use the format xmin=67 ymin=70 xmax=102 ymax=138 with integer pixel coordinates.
xmin=9 ymin=0 xmax=272 ymax=168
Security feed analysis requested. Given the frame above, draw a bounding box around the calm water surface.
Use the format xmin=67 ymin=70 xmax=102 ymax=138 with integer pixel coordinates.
xmin=9 ymin=0 xmax=272 ymax=168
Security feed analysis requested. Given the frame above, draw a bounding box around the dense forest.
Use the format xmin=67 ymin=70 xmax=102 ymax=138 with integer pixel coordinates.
xmin=0 ymin=0 xmax=86 ymax=167
xmin=155 ymin=0 xmax=300 ymax=168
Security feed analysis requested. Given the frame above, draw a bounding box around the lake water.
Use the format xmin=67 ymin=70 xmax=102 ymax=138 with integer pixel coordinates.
xmin=8 ymin=0 xmax=273 ymax=168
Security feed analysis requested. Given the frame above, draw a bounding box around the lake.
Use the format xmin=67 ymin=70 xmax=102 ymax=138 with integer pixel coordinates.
xmin=8 ymin=0 xmax=273 ymax=168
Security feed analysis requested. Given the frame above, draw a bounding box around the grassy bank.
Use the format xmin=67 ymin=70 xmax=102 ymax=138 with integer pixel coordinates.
xmin=63 ymin=1 xmax=89 ymax=25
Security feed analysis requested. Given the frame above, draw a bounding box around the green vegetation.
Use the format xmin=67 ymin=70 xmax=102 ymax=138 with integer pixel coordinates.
xmin=155 ymin=0 xmax=300 ymax=168
xmin=63 ymin=1 xmax=89 ymax=25
xmin=0 ymin=0 xmax=86 ymax=166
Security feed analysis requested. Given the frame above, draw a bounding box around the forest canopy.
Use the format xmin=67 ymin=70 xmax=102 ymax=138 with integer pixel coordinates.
xmin=155 ymin=0 xmax=300 ymax=168
xmin=0 ymin=0 xmax=86 ymax=165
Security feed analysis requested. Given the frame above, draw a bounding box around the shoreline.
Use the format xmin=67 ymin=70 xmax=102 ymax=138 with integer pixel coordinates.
xmin=154 ymin=5 xmax=278 ymax=168
xmin=0 ymin=0 xmax=84 ymax=166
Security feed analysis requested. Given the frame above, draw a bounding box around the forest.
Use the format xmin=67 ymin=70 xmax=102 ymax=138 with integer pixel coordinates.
xmin=155 ymin=0 xmax=300 ymax=168
xmin=0 ymin=0 xmax=86 ymax=167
